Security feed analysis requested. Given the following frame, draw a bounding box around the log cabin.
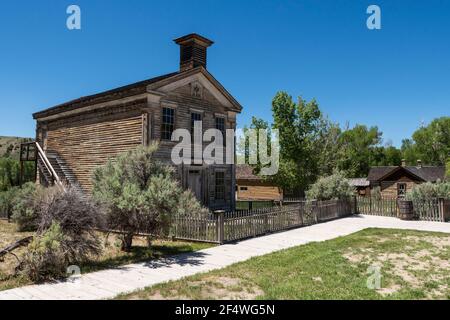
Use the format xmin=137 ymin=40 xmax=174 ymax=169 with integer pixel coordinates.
xmin=29 ymin=34 xmax=242 ymax=211
xmin=235 ymin=165 xmax=283 ymax=202
xmin=368 ymin=160 xmax=445 ymax=198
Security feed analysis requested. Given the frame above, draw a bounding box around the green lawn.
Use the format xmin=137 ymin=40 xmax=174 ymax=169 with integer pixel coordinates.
xmin=117 ymin=228 xmax=450 ymax=300
xmin=0 ymin=220 xmax=213 ymax=291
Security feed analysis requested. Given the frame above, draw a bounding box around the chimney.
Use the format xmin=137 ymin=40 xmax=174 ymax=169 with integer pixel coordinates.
xmin=401 ymin=159 xmax=406 ymax=167
xmin=417 ymin=159 xmax=422 ymax=168
xmin=174 ymin=33 xmax=214 ymax=72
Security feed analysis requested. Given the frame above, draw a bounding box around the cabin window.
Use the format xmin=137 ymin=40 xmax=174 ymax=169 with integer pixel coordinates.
xmin=215 ymin=117 xmax=225 ymax=138
xmin=215 ymin=171 xmax=225 ymax=200
xmin=161 ymin=107 xmax=175 ymax=140
xmin=397 ymin=183 xmax=407 ymax=197
xmin=240 ymin=186 xmax=248 ymax=191
xmin=191 ymin=112 xmax=202 ymax=137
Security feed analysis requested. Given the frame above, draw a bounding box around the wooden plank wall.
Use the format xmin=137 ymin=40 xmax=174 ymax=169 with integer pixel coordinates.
xmin=46 ymin=115 xmax=142 ymax=191
xmin=236 ymin=184 xmax=283 ymax=201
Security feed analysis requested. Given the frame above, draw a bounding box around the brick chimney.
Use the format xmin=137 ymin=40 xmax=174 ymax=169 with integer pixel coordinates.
xmin=174 ymin=33 xmax=214 ymax=72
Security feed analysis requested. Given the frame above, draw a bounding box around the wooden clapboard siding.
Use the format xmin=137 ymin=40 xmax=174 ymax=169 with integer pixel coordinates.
xmin=46 ymin=115 xmax=142 ymax=191
xmin=236 ymin=182 xmax=283 ymax=201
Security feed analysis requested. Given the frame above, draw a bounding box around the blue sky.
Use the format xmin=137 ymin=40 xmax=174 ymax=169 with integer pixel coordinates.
xmin=0 ymin=0 xmax=449 ymax=146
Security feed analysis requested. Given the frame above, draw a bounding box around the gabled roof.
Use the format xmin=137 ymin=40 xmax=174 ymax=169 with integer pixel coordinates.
xmin=33 ymin=66 xmax=243 ymax=120
xmin=368 ymin=166 xmax=445 ymax=182
xmin=236 ymin=164 xmax=261 ymax=181
xmin=33 ymin=72 xmax=178 ymax=120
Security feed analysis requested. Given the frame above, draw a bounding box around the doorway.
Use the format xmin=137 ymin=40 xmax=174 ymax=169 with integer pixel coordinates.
xmin=187 ymin=170 xmax=202 ymax=202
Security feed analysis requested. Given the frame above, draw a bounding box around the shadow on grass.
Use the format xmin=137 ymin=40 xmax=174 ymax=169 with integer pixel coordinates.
xmin=81 ymin=243 xmax=211 ymax=274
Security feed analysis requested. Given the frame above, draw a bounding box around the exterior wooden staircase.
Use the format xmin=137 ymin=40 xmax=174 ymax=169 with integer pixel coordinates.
xmin=20 ymin=142 xmax=80 ymax=191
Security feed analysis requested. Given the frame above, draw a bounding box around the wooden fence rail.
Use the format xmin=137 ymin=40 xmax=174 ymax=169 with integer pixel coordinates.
xmin=356 ymin=196 xmax=450 ymax=222
xmin=171 ymin=198 xmax=357 ymax=244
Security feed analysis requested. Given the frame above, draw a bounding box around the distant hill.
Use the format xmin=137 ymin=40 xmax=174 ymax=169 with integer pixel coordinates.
xmin=0 ymin=136 xmax=33 ymax=159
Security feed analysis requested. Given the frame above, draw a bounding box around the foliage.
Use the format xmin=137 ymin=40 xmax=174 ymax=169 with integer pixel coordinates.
xmin=405 ymin=181 xmax=450 ymax=201
xmin=0 ymin=157 xmax=35 ymax=192
xmin=306 ymin=171 xmax=354 ymax=201
xmin=93 ymin=143 xmax=203 ymax=251
xmin=246 ymin=91 xmax=407 ymax=194
xmin=401 ymin=117 xmax=450 ymax=166
xmin=0 ymin=187 xmax=19 ymax=219
xmin=15 ymin=186 xmax=103 ymax=281
xmin=35 ymin=186 xmax=104 ymax=262
xmin=11 ymin=182 xmax=39 ymax=231
xmin=336 ymin=125 xmax=383 ymax=177
xmin=19 ymin=222 xmax=68 ymax=282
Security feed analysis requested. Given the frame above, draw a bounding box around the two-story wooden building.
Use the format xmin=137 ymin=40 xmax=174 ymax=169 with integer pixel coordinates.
xmin=31 ymin=34 xmax=242 ymax=211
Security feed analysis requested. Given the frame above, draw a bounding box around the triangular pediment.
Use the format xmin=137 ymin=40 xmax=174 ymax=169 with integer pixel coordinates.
xmin=146 ymin=67 xmax=242 ymax=112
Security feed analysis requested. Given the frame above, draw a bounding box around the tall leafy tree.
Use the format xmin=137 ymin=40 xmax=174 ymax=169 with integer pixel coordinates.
xmin=401 ymin=117 xmax=450 ymax=166
xmin=336 ymin=125 xmax=382 ymax=177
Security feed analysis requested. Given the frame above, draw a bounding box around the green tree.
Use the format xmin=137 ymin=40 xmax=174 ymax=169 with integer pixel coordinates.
xmin=336 ymin=125 xmax=382 ymax=177
xmin=271 ymin=92 xmax=330 ymax=192
xmin=0 ymin=157 xmax=35 ymax=191
xmin=401 ymin=117 xmax=450 ymax=166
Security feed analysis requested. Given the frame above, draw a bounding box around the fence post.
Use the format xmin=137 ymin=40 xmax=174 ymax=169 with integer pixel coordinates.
xmin=353 ymin=196 xmax=357 ymax=215
xmin=438 ymin=198 xmax=445 ymax=222
xmin=312 ymin=200 xmax=319 ymax=223
xmin=214 ymin=210 xmax=225 ymax=244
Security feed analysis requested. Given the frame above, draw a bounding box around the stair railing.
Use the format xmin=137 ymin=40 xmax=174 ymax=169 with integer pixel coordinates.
xmin=34 ymin=142 xmax=65 ymax=191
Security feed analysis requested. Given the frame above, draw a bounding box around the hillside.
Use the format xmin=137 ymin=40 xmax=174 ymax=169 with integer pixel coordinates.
xmin=0 ymin=136 xmax=33 ymax=159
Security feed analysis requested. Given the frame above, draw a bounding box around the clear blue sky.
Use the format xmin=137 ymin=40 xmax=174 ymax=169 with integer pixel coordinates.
xmin=0 ymin=1 xmax=449 ymax=146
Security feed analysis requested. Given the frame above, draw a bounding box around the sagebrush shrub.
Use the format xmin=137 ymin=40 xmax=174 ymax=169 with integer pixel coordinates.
xmin=93 ymin=143 xmax=206 ymax=251
xmin=19 ymin=222 xmax=68 ymax=282
xmin=405 ymin=181 xmax=450 ymax=201
xmin=11 ymin=182 xmax=39 ymax=231
xmin=306 ymin=171 xmax=354 ymax=201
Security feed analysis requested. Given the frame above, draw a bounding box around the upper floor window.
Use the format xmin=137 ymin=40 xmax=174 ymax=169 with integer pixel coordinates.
xmin=161 ymin=107 xmax=175 ymax=140
xmin=215 ymin=117 xmax=225 ymax=138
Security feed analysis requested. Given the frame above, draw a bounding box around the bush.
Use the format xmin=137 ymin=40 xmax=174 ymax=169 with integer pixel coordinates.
xmin=11 ymin=182 xmax=39 ymax=231
xmin=306 ymin=171 xmax=354 ymax=201
xmin=93 ymin=143 xmax=204 ymax=251
xmin=405 ymin=181 xmax=450 ymax=201
xmin=0 ymin=187 xmax=18 ymax=219
xmin=19 ymin=222 xmax=68 ymax=282
xmin=15 ymin=185 xmax=103 ymax=281
xmin=35 ymin=185 xmax=104 ymax=262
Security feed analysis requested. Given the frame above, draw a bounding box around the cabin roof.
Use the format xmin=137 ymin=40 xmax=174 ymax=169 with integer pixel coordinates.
xmin=348 ymin=178 xmax=370 ymax=187
xmin=236 ymin=164 xmax=261 ymax=181
xmin=368 ymin=166 xmax=445 ymax=182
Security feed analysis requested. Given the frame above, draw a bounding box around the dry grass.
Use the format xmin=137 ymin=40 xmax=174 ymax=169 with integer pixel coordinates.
xmin=0 ymin=220 xmax=213 ymax=291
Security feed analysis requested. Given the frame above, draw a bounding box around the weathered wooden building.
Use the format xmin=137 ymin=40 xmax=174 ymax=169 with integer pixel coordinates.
xmin=368 ymin=160 xmax=445 ymax=198
xmin=31 ymin=34 xmax=242 ymax=211
xmin=235 ymin=165 xmax=283 ymax=202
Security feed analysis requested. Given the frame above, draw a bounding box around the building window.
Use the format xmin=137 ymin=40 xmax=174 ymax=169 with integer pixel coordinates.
xmin=397 ymin=183 xmax=407 ymax=197
xmin=161 ymin=107 xmax=175 ymax=140
xmin=215 ymin=171 xmax=225 ymax=200
xmin=240 ymin=186 xmax=248 ymax=191
xmin=191 ymin=112 xmax=202 ymax=137
xmin=215 ymin=117 xmax=225 ymax=138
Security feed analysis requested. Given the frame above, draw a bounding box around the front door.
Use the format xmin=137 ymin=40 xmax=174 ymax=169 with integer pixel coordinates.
xmin=187 ymin=170 xmax=202 ymax=202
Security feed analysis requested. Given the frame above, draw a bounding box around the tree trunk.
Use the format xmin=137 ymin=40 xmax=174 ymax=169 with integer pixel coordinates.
xmin=121 ymin=233 xmax=133 ymax=252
